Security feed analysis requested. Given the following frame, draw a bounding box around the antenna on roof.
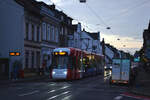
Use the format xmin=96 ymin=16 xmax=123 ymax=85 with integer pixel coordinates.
xmin=79 ymin=0 xmax=86 ymax=3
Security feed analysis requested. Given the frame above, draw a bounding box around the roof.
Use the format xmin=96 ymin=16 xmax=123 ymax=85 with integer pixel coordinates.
xmin=83 ymin=29 xmax=100 ymax=40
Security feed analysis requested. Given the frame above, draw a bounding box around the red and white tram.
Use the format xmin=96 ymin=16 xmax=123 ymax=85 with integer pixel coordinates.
xmin=50 ymin=48 xmax=104 ymax=80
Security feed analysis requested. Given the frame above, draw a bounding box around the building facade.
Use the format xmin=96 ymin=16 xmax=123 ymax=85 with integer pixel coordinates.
xmin=38 ymin=2 xmax=60 ymax=71
xmin=0 ymin=0 xmax=24 ymax=79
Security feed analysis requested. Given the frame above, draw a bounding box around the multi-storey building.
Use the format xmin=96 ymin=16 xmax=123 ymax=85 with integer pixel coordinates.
xmin=59 ymin=12 xmax=74 ymax=47
xmin=22 ymin=0 xmax=42 ymax=74
xmin=0 ymin=0 xmax=24 ymax=79
xmin=38 ymin=2 xmax=60 ymax=71
xmin=143 ymin=22 xmax=150 ymax=60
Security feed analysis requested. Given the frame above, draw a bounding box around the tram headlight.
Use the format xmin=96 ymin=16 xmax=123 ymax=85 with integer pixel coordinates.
xmin=63 ymin=71 xmax=67 ymax=75
xmin=52 ymin=71 xmax=56 ymax=74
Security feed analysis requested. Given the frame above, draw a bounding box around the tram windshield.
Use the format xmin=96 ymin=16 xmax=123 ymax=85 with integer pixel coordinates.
xmin=52 ymin=55 xmax=69 ymax=69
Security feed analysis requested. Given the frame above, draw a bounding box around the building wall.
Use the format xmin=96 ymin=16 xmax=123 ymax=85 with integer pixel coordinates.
xmin=40 ymin=5 xmax=60 ymax=70
xmin=24 ymin=10 xmax=42 ymax=71
xmin=105 ymin=46 xmax=114 ymax=63
xmin=0 ymin=0 xmax=24 ymax=77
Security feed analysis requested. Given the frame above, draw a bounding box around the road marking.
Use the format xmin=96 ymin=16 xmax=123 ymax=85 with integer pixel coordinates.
xmin=114 ymin=96 xmax=123 ymax=100
xmin=60 ymin=86 xmax=70 ymax=89
xmin=48 ymin=90 xmax=56 ymax=93
xmin=62 ymin=95 xmax=72 ymax=100
xmin=47 ymin=91 xmax=70 ymax=100
xmin=18 ymin=90 xmax=39 ymax=96
xmin=48 ymin=83 xmax=56 ymax=86
xmin=47 ymin=86 xmax=70 ymax=94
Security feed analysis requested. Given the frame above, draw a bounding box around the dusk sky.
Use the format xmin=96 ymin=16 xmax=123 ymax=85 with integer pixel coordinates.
xmin=37 ymin=0 xmax=150 ymax=54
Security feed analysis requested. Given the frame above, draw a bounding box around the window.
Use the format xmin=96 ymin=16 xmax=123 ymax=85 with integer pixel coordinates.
xmin=25 ymin=51 xmax=29 ymax=69
xmin=54 ymin=26 xmax=56 ymax=41
xmin=42 ymin=23 xmax=46 ymax=40
xmin=32 ymin=24 xmax=34 ymax=41
xmin=31 ymin=51 xmax=34 ymax=68
xmin=47 ymin=24 xmax=50 ymax=41
xmin=36 ymin=51 xmax=40 ymax=68
xmin=37 ymin=26 xmax=40 ymax=42
xmin=51 ymin=26 xmax=54 ymax=41
xmin=55 ymin=27 xmax=58 ymax=42
xmin=61 ymin=27 xmax=63 ymax=35
xmin=25 ymin=22 xmax=29 ymax=40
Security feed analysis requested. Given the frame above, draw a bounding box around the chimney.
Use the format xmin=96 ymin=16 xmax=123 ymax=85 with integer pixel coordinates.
xmin=77 ymin=22 xmax=81 ymax=33
xmin=83 ymin=28 xmax=85 ymax=32
xmin=50 ymin=4 xmax=55 ymax=10
xmin=98 ymin=31 xmax=100 ymax=41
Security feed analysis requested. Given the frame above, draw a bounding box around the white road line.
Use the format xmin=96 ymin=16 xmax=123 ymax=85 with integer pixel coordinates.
xmin=47 ymin=86 xmax=70 ymax=94
xmin=47 ymin=91 xmax=70 ymax=100
xmin=48 ymin=83 xmax=56 ymax=86
xmin=48 ymin=90 xmax=56 ymax=93
xmin=18 ymin=90 xmax=39 ymax=97
xmin=114 ymin=96 xmax=123 ymax=100
xmin=62 ymin=95 xmax=72 ymax=100
xmin=60 ymin=86 xmax=70 ymax=89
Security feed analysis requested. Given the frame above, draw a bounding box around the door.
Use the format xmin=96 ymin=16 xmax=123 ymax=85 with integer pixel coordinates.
xmin=0 ymin=59 xmax=9 ymax=79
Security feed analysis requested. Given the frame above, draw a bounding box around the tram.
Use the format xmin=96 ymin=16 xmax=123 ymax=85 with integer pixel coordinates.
xmin=50 ymin=48 xmax=104 ymax=80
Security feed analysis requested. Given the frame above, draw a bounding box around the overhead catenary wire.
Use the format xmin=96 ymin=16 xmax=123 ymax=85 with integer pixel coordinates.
xmin=47 ymin=0 xmax=96 ymax=32
xmin=107 ymin=0 xmax=150 ymax=22
xmin=85 ymin=3 xmax=117 ymax=35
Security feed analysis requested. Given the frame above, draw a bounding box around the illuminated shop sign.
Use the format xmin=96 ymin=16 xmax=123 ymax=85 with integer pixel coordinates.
xmin=9 ymin=52 xmax=20 ymax=56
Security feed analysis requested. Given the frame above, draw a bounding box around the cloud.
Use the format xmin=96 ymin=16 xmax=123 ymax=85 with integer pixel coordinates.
xmin=100 ymin=33 xmax=142 ymax=48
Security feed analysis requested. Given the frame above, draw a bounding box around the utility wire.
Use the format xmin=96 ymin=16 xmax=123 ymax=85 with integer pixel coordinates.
xmin=48 ymin=0 xmax=96 ymax=32
xmin=85 ymin=3 xmax=109 ymax=28
xmin=107 ymin=0 xmax=150 ymax=22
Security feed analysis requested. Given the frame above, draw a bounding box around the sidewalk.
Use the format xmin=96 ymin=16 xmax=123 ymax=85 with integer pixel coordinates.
xmin=0 ymin=73 xmax=50 ymax=86
xmin=130 ymin=66 xmax=150 ymax=97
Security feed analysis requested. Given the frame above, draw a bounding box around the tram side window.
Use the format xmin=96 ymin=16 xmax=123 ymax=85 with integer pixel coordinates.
xmin=68 ymin=56 xmax=74 ymax=69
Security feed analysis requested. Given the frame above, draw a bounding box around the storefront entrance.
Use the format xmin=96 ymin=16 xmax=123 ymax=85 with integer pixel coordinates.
xmin=0 ymin=58 xmax=9 ymax=79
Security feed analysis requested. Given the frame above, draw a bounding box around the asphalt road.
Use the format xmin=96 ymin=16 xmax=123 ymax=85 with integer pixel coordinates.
xmin=0 ymin=74 xmax=148 ymax=100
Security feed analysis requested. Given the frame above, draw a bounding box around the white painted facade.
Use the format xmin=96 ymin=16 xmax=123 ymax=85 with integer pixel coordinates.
xmin=68 ymin=23 xmax=102 ymax=55
xmin=0 ymin=0 xmax=24 ymax=78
